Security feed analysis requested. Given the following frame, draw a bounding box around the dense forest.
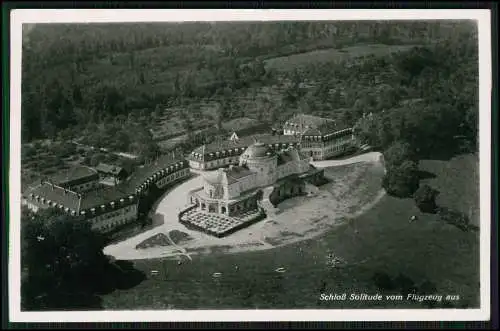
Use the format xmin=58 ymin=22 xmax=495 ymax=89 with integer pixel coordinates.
xmin=21 ymin=20 xmax=477 ymax=148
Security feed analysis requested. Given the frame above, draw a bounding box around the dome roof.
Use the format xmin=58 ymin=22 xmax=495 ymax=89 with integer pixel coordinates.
xmin=204 ymin=171 xmax=224 ymax=184
xmin=241 ymin=142 xmax=275 ymax=159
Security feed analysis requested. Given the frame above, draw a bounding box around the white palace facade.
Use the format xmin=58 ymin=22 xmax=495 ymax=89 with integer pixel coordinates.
xmin=283 ymin=113 xmax=356 ymax=160
xmin=180 ymin=141 xmax=325 ymax=237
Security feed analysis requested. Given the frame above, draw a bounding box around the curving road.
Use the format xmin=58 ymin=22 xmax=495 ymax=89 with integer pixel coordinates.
xmin=311 ymin=151 xmax=382 ymax=168
xmin=104 ymin=174 xmax=206 ymax=259
xmin=103 ymin=151 xmax=383 ymax=260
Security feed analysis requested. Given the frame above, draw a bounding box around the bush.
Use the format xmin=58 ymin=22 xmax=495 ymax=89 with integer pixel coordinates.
xmin=437 ymin=207 xmax=471 ymax=232
xmin=413 ymin=184 xmax=439 ymax=213
xmin=383 ymin=141 xmax=418 ymax=169
xmin=382 ymin=160 xmax=420 ymax=198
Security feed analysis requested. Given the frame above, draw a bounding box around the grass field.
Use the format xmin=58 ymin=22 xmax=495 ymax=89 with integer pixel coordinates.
xmin=419 ymin=154 xmax=479 ymax=226
xmin=100 ymin=153 xmax=479 ymax=310
xmin=264 ymin=44 xmax=418 ymax=71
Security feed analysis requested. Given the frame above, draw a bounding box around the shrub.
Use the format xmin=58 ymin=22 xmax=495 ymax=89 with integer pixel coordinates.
xmin=413 ymin=184 xmax=439 ymax=213
xmin=382 ymin=160 xmax=420 ymax=198
xmin=383 ymin=140 xmax=418 ymax=169
xmin=437 ymin=207 xmax=470 ymax=232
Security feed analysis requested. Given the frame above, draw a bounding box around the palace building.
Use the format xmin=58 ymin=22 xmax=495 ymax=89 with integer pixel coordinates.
xmin=180 ymin=141 xmax=325 ymax=238
xmin=187 ymin=133 xmax=300 ymax=171
xmin=283 ymin=113 xmax=356 ymax=160
xmin=23 ymin=155 xmax=190 ymax=233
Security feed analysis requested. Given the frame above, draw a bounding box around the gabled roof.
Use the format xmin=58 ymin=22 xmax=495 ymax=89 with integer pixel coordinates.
xmin=284 ymin=113 xmax=352 ymax=137
xmin=24 ymin=154 xmax=190 ymax=214
xmin=95 ymin=163 xmax=125 ymax=176
xmin=49 ymin=166 xmax=99 ymax=186
xmin=79 ymin=185 xmax=132 ymax=210
xmin=285 ymin=113 xmax=335 ymax=129
xmin=26 ymin=183 xmax=81 ymax=211
xmin=126 ymin=154 xmax=188 ymax=189
xmin=25 ymin=181 xmax=137 ymax=214
xmin=302 ymin=120 xmax=352 ymax=137
xmin=302 ymin=127 xmax=323 ymax=136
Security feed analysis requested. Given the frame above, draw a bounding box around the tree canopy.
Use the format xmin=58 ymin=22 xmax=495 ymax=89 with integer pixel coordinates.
xmin=21 ymin=208 xmax=144 ymax=310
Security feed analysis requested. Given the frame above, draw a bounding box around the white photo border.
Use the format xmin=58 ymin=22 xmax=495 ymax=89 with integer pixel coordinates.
xmin=8 ymin=9 xmax=492 ymax=323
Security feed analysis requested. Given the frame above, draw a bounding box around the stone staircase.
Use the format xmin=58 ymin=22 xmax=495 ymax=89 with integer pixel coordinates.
xmin=259 ymin=186 xmax=280 ymax=217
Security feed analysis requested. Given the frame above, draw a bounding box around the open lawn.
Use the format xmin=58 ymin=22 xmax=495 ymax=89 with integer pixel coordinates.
xmin=264 ymin=44 xmax=418 ymax=71
xmin=100 ymin=153 xmax=479 ymax=310
xmin=419 ymin=154 xmax=479 ymax=226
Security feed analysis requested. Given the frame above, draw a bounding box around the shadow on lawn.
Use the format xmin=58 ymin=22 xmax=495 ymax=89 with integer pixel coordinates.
xmin=416 ymin=170 xmax=437 ymax=180
xmin=22 ymin=260 xmax=146 ymax=311
xmin=106 ymin=214 xmax=165 ymax=245
xmin=94 ymin=260 xmax=147 ymax=295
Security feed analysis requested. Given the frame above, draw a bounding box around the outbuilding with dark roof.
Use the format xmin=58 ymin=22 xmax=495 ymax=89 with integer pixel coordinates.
xmin=96 ymin=163 xmax=128 ymax=180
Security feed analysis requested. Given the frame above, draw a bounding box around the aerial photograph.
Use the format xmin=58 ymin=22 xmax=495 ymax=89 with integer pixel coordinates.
xmin=18 ymin=19 xmax=480 ymax=311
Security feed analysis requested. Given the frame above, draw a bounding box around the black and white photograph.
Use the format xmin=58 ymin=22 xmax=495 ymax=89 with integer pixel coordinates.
xmin=8 ymin=9 xmax=492 ymax=323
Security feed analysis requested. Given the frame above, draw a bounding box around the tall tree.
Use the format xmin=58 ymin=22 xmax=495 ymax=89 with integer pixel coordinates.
xmin=22 ymin=210 xmax=110 ymax=310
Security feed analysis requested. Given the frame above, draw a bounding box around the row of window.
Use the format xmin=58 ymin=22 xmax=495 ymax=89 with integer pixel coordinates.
xmin=89 ymin=206 xmax=134 ymax=224
xmin=325 ymin=144 xmax=346 ymax=155
xmin=310 ymin=150 xmax=323 ymax=157
xmin=71 ymin=180 xmax=97 ymax=191
xmin=324 ymin=138 xmax=351 ymax=147
xmin=301 ymin=139 xmax=351 ymax=149
xmin=94 ymin=217 xmax=132 ymax=232
xmin=156 ymin=169 xmax=188 ymax=186
xmin=205 ymin=157 xmax=238 ymax=169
